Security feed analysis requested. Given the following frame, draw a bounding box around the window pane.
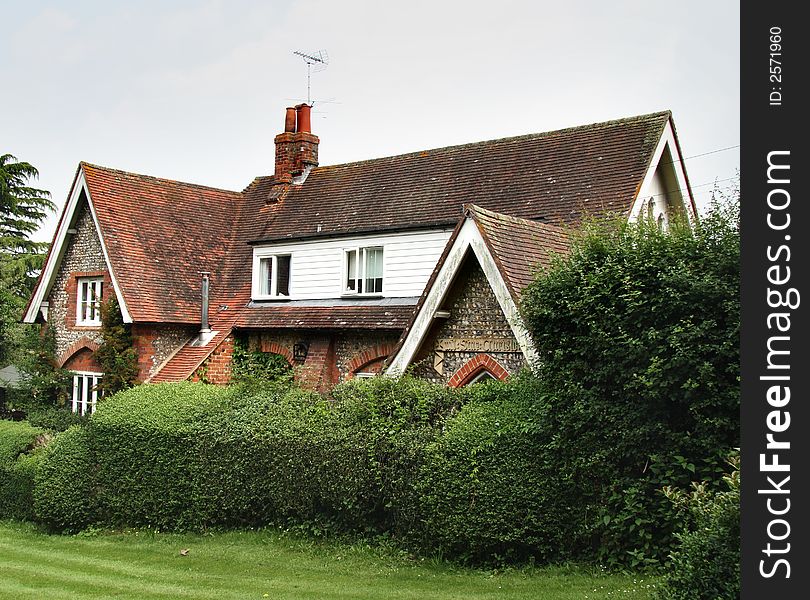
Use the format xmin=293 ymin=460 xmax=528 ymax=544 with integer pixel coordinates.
xmin=276 ymin=255 xmax=291 ymax=296
xmin=364 ymin=248 xmax=383 ymax=294
xmin=260 ymin=258 xmax=272 ymax=295
xmin=72 ymin=376 xmax=81 ymax=413
xmin=80 ymin=281 xmax=89 ymax=321
xmin=346 ymin=250 xmax=357 ymax=291
xmin=91 ymin=281 xmax=102 ymax=321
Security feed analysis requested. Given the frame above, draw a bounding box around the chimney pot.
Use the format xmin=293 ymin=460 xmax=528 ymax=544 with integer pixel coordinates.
xmin=284 ymin=107 xmax=296 ymax=133
xmin=295 ymin=104 xmax=312 ymax=134
xmin=274 ymin=105 xmax=318 ymax=181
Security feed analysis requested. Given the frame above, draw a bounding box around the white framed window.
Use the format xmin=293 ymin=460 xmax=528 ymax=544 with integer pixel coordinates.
xmin=354 ymin=372 xmax=376 ymax=379
xmin=257 ymin=255 xmax=292 ymax=299
xmin=71 ymin=372 xmax=102 ymax=416
xmin=76 ymin=277 xmax=103 ymax=325
xmin=343 ymin=246 xmax=383 ymax=295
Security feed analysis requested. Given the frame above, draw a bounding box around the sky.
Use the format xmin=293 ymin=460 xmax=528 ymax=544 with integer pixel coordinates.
xmin=2 ymin=0 xmax=740 ymax=243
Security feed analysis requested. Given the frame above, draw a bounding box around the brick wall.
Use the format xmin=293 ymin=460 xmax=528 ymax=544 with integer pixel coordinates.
xmin=193 ymin=335 xmax=234 ymax=385
xmin=238 ymin=329 xmax=400 ymax=391
xmin=132 ymin=324 xmax=196 ymax=381
xmin=62 ymin=347 xmax=103 ymax=373
xmin=411 ymin=255 xmax=526 ymax=384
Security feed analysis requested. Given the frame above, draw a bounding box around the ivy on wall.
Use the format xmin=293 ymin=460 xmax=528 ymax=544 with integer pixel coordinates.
xmin=230 ymin=336 xmax=292 ymax=385
xmin=95 ymin=296 xmax=138 ymax=396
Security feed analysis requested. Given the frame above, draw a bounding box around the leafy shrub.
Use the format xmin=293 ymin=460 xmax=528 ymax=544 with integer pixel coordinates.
xmin=33 ymin=425 xmax=95 ymax=531
xmin=25 ymin=406 xmax=87 ymax=432
xmin=595 ymin=450 xmax=733 ymax=569
xmin=0 ymin=419 xmax=44 ymax=464
xmin=89 ymin=382 xmax=231 ymax=530
xmin=520 ymin=202 xmax=740 ymax=565
xmin=230 ymin=337 xmax=292 ymax=385
xmin=95 ymin=296 xmax=138 ymax=396
xmin=656 ymin=454 xmax=740 ymax=599
xmin=0 ymin=420 xmax=47 ymax=520
xmin=413 ymin=376 xmax=579 ymax=564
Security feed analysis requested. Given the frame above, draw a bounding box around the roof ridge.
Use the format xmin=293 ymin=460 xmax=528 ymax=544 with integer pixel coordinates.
xmin=80 ymin=162 xmax=243 ymax=196
xmin=464 ymin=203 xmax=571 ymax=235
xmin=256 ymin=110 xmax=671 ymax=176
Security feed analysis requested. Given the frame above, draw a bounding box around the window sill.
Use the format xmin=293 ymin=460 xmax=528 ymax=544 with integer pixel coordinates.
xmin=251 ymin=296 xmax=292 ymax=303
xmin=340 ymin=294 xmax=385 ymax=300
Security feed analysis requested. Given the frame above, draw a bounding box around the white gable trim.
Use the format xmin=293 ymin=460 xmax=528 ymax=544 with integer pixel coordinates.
xmin=385 ymin=219 xmax=539 ymax=377
xmin=24 ymin=171 xmax=133 ymax=324
xmin=629 ymin=119 xmax=696 ymax=225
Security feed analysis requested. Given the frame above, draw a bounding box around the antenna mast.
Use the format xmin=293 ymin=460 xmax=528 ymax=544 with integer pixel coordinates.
xmin=293 ymin=50 xmax=329 ymax=104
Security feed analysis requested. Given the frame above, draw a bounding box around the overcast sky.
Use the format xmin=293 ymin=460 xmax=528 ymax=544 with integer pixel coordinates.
xmin=3 ymin=1 xmax=740 ymax=243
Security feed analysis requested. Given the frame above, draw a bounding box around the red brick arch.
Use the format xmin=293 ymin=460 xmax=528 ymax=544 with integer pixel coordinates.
xmin=345 ymin=342 xmax=396 ymax=379
xmin=447 ymin=353 xmax=510 ymax=388
xmin=58 ymin=337 xmax=101 ymax=368
xmin=258 ymin=340 xmax=295 ymax=366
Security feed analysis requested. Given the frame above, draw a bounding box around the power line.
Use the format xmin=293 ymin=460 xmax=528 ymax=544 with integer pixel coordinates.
xmin=658 ymin=144 xmax=740 ymax=168
xmin=644 ymin=176 xmax=738 ymax=201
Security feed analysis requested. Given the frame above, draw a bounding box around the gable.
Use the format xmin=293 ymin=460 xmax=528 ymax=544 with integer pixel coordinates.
xmin=408 ymin=252 xmax=527 ymax=383
xmin=629 ymin=118 xmax=697 ymax=225
xmin=386 ymin=217 xmax=540 ymax=376
xmin=24 ymin=170 xmax=131 ymax=324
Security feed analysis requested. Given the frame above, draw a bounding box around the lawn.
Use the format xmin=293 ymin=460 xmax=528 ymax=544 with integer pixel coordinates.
xmin=0 ymin=521 xmax=658 ymax=599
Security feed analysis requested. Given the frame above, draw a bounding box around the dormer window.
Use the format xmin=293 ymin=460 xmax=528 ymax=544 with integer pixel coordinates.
xmin=258 ymin=255 xmax=291 ymax=298
xmin=76 ymin=277 xmax=103 ymax=325
xmin=344 ymin=246 xmax=383 ymax=295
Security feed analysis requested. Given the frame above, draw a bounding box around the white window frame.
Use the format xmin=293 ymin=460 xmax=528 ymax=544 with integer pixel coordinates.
xmin=342 ymin=246 xmax=384 ymax=296
xmin=71 ymin=371 xmax=102 ymax=416
xmin=76 ymin=277 xmax=103 ymax=325
xmin=253 ymin=254 xmax=292 ymax=300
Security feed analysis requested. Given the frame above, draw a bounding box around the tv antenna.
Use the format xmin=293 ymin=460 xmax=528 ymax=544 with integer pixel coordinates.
xmin=293 ymin=49 xmax=329 ymax=105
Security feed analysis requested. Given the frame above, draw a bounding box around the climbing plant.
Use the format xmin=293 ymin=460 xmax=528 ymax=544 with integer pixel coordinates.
xmin=95 ymin=296 xmax=138 ymax=396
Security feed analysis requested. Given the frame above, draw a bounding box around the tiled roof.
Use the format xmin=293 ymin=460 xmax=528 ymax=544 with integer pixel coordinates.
xmin=235 ymin=301 xmax=417 ymax=330
xmin=82 ymin=163 xmax=244 ymax=324
xmin=148 ymin=327 xmax=232 ymax=383
xmin=48 ymin=111 xmax=668 ymax=328
xmin=241 ymin=111 xmax=670 ymax=243
xmin=468 ymin=204 xmax=570 ymax=300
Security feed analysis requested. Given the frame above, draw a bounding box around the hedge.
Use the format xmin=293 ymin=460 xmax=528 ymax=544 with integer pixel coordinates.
xmin=0 ymin=420 xmax=47 ymax=520
xmin=33 ymin=379 xmax=464 ymax=540
xmin=33 ymin=425 xmax=94 ymax=531
xmin=412 ymin=377 xmax=581 ymax=563
xmin=27 ymin=373 xmax=737 ymax=568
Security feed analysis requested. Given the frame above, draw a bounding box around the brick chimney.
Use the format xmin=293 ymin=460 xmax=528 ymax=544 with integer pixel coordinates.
xmin=274 ymin=104 xmax=319 ymax=183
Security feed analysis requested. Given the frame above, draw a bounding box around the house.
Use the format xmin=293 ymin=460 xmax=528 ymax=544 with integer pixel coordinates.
xmin=23 ymin=105 xmax=696 ymax=413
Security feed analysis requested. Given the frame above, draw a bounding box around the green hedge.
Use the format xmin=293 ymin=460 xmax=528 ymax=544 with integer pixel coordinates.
xmin=89 ymin=382 xmax=232 ymax=530
xmin=33 ymin=425 xmax=95 ymax=531
xmin=26 ymin=374 xmax=737 ymax=567
xmin=32 ymin=379 xmax=463 ymax=541
xmin=413 ymin=378 xmax=580 ymax=563
xmin=0 ymin=420 xmax=47 ymax=520
xmin=656 ymin=456 xmax=740 ymax=599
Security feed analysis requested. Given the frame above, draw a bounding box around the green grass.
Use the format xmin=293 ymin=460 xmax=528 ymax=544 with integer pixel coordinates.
xmin=0 ymin=521 xmax=658 ymax=599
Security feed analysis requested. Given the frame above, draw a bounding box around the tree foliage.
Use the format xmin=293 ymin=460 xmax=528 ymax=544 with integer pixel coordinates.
xmin=1 ymin=154 xmax=54 ymax=257
xmin=520 ymin=198 xmax=740 ymax=565
xmin=1 ymin=154 xmax=54 ymax=366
